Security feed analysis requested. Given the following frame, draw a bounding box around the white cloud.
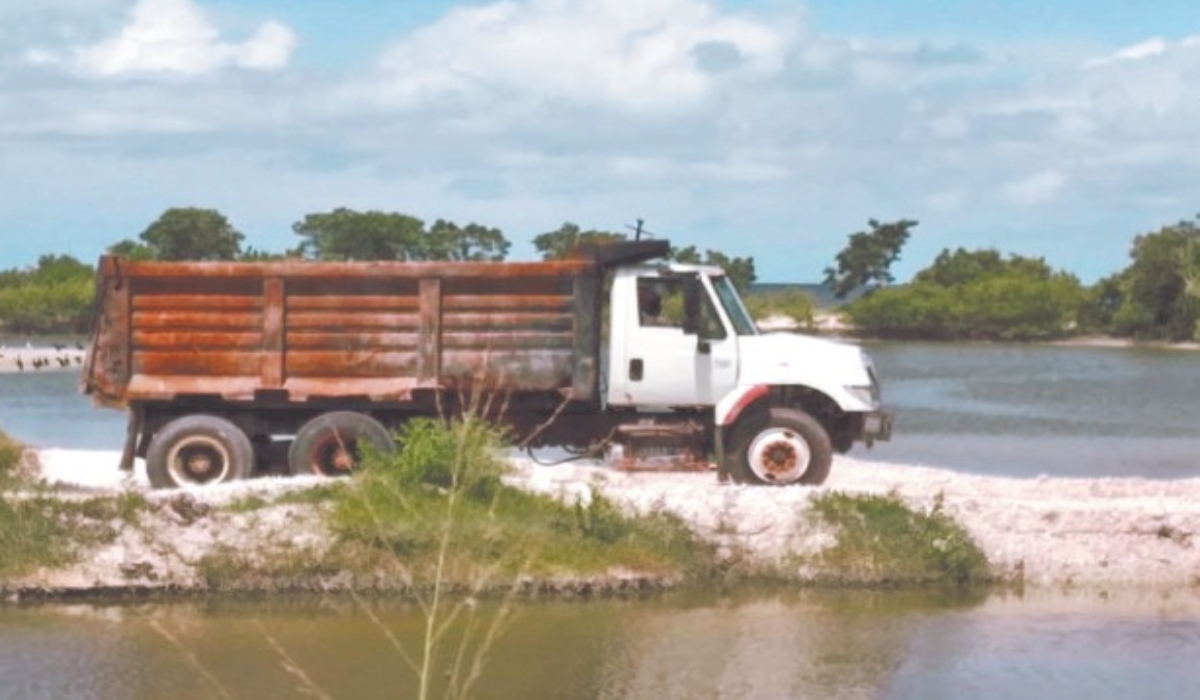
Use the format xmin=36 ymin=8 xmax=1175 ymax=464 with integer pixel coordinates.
xmin=1086 ymin=37 xmax=1167 ymax=67
xmin=1003 ymin=169 xmax=1067 ymax=206
xmin=371 ymin=0 xmax=791 ymax=113
xmin=36 ymin=0 xmax=297 ymax=77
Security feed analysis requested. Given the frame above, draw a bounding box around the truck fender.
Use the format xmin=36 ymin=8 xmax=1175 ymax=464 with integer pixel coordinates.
xmin=715 ymin=384 xmax=771 ymax=427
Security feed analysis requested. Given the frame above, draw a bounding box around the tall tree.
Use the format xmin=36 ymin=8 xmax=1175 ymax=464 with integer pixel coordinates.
xmin=120 ymin=207 xmax=245 ymax=261
xmin=427 ymin=220 xmax=511 ymax=261
xmin=293 ymin=208 xmax=426 ymax=261
xmin=532 ymin=222 xmax=627 ymax=260
xmin=1109 ymin=216 xmax=1200 ymax=341
xmin=824 ymin=219 xmax=917 ymax=299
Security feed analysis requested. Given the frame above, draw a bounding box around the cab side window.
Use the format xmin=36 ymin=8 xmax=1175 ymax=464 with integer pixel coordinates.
xmin=637 ymin=277 xmax=726 ymax=339
xmin=637 ymin=278 xmax=680 ymax=327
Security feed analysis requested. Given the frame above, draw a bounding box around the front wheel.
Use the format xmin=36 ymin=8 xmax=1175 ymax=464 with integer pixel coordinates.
xmin=728 ymin=408 xmax=833 ymax=486
xmin=288 ymin=411 xmax=394 ymax=477
xmin=145 ymin=414 xmax=255 ymax=489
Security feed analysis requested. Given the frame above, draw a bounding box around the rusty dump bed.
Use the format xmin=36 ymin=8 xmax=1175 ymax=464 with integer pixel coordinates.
xmin=83 ymin=256 xmax=603 ymax=407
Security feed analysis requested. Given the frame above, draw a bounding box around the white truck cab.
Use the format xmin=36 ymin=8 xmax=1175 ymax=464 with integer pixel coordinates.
xmin=605 ymin=264 xmax=891 ymax=485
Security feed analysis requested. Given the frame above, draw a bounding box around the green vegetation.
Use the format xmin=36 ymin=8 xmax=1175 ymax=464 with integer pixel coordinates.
xmin=1 ymin=428 xmax=151 ymax=578
xmin=1096 ymin=216 xmax=1200 ymax=341
xmin=824 ymin=218 xmax=917 ymax=300
xmin=9 ymin=204 xmax=1200 ymax=343
xmin=330 ymin=416 xmax=710 ymax=581
xmin=0 ymin=254 xmax=94 ymax=334
xmin=293 ymin=208 xmax=511 ymax=261
xmin=0 ymin=429 xmax=21 ymax=483
xmin=846 ymin=248 xmax=1083 ymax=341
xmin=806 ymin=491 xmax=989 ymax=587
xmin=109 ymin=207 xmax=246 ymax=261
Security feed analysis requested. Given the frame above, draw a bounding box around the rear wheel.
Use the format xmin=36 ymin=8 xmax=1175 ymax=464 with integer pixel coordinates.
xmin=288 ymin=411 xmax=394 ymax=477
xmin=145 ymin=414 xmax=255 ymax=489
xmin=728 ymin=407 xmax=833 ymax=486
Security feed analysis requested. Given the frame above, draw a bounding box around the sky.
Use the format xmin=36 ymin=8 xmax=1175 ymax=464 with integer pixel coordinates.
xmin=1 ymin=0 xmax=1198 ymax=283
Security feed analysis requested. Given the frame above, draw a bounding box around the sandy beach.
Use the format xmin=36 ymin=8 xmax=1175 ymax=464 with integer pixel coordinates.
xmin=15 ymin=449 xmax=1200 ymax=595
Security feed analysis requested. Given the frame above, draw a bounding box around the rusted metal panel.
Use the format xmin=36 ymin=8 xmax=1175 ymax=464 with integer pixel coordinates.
xmin=440 ymin=349 xmax=574 ymax=390
xmin=287 ymin=350 xmax=420 ymax=378
xmin=442 ymin=295 xmax=572 ymax=311
xmin=85 ymin=255 xmax=606 ymax=406
xmin=418 ymin=278 xmax=441 ymax=382
xmin=286 ymin=331 xmax=420 ymax=350
xmin=440 ymin=331 xmax=573 ymax=350
xmin=132 ymin=311 xmax=264 ymax=330
xmin=261 ymin=277 xmax=284 ymax=388
xmin=82 ymin=259 xmax=133 ymax=405
xmin=287 ymin=295 xmax=419 ymax=311
xmin=133 ymin=350 xmax=264 ymax=377
xmin=132 ymin=294 xmax=263 ymax=310
xmin=286 ymin=311 xmax=420 ymax=330
xmin=126 ymin=375 xmax=262 ymax=401
xmin=572 ymin=273 xmax=599 ymax=400
xmin=440 ymin=312 xmax=573 ymax=331
xmin=118 ymin=259 xmax=594 ymax=279
xmin=132 ymin=331 xmax=263 ymax=349
xmin=283 ymin=377 xmax=422 ymax=401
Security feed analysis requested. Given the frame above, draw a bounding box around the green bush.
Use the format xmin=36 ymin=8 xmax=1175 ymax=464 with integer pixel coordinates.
xmin=0 ymin=255 xmax=95 ymax=334
xmin=328 ymin=416 xmax=711 ymax=582
xmin=808 ymin=491 xmax=990 ymax=587
xmin=0 ymin=429 xmax=22 ymax=485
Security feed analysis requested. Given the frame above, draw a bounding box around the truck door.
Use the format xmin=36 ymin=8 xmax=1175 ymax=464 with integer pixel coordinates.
xmin=614 ymin=274 xmax=738 ymax=407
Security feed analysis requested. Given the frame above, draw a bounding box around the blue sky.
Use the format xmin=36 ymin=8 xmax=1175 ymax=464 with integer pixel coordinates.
xmin=1 ymin=0 xmax=1198 ymax=283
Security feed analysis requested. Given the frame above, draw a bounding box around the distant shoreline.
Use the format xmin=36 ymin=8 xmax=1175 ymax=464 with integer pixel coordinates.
xmin=0 ymin=345 xmax=85 ymax=374
xmin=1047 ymin=336 xmax=1200 ymax=351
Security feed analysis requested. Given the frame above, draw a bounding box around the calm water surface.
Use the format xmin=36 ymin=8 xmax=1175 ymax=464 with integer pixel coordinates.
xmin=3 ymin=590 xmax=1199 ymax=700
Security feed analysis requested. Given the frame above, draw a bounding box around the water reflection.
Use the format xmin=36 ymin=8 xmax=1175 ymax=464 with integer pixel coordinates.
xmin=8 ymin=589 xmax=1198 ymax=700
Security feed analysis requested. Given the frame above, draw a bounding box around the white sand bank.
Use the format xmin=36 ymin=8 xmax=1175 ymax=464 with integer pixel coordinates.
xmin=20 ymin=449 xmax=1200 ymax=593
xmin=0 ymin=345 xmax=85 ymax=373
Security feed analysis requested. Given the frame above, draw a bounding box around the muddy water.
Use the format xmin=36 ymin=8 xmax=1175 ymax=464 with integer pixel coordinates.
xmin=2 ymin=590 xmax=1199 ymax=700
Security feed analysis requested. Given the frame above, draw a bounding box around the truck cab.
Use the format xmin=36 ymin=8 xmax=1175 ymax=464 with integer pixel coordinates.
xmin=605 ymin=263 xmax=891 ymax=485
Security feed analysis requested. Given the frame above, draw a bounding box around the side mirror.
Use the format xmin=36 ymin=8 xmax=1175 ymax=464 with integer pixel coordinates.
xmin=681 ymin=275 xmax=702 ymax=335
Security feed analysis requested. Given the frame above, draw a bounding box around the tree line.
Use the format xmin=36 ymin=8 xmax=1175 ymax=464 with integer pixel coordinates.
xmin=824 ymin=214 xmax=1200 ymax=342
xmin=4 ymin=205 xmax=1199 ymax=343
xmin=0 ymin=207 xmax=758 ymax=334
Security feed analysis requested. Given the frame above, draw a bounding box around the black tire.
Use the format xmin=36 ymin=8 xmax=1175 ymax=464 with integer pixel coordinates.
xmin=287 ymin=411 xmax=394 ymax=477
xmin=728 ymin=407 xmax=833 ymax=486
xmin=145 ymin=414 xmax=255 ymax=489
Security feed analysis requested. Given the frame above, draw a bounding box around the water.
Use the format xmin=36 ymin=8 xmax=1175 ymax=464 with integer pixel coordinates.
xmin=4 ymin=340 xmax=1199 ymax=478
xmin=863 ymin=342 xmax=1200 ymax=478
xmin=3 ymin=590 xmax=1199 ymax=700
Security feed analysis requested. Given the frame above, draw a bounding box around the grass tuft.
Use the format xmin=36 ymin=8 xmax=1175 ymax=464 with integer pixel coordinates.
xmin=807 ymin=490 xmax=990 ymax=588
xmin=328 ymin=416 xmax=712 ymax=584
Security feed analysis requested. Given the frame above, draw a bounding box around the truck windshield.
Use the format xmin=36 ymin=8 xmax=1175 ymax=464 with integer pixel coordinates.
xmin=711 ymin=276 xmax=758 ymax=336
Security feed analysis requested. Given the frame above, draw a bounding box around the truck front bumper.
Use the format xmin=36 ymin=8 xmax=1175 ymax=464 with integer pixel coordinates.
xmin=861 ymin=410 xmax=893 ymax=445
